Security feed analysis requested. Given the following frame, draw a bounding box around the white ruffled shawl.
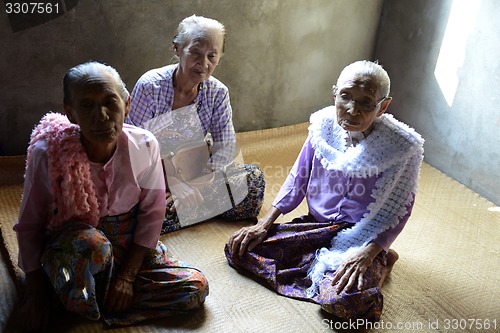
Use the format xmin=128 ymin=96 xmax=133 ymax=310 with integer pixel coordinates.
xmin=306 ymin=107 xmax=424 ymax=296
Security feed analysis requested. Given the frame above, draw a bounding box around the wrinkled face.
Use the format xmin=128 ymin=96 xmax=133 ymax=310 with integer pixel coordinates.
xmin=64 ymin=73 xmax=130 ymax=148
xmin=176 ymin=27 xmax=224 ymax=83
xmin=334 ymin=75 xmax=390 ymax=133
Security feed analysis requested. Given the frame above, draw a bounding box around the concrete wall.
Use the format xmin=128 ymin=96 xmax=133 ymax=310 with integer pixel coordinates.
xmin=375 ymin=0 xmax=500 ymax=205
xmin=0 ymin=0 xmax=383 ymax=156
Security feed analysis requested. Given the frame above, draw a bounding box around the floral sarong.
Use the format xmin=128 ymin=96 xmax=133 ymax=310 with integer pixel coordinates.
xmin=162 ymin=163 xmax=265 ymax=233
xmin=142 ymin=104 xmax=266 ymax=234
xmin=42 ymin=206 xmax=208 ymax=326
xmin=224 ymin=216 xmax=388 ymax=322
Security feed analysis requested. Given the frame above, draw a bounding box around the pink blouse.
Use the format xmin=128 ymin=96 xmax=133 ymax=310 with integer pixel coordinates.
xmin=14 ymin=125 xmax=166 ymax=273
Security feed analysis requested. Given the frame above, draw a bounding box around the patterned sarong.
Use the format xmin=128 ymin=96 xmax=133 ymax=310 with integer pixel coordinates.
xmin=42 ymin=206 xmax=208 ymax=326
xmin=225 ymin=216 xmax=388 ymax=321
xmin=143 ymin=104 xmax=266 ymax=234
xmin=162 ymin=163 xmax=265 ymax=233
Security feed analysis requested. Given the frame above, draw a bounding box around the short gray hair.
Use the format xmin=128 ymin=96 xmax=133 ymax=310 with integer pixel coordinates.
xmin=172 ymin=15 xmax=226 ymax=53
xmin=336 ymin=60 xmax=391 ymax=98
xmin=63 ymin=61 xmax=129 ymax=105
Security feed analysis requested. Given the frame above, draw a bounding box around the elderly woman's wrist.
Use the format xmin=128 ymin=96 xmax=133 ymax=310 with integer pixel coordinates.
xmin=257 ymin=217 xmax=274 ymax=231
xmin=257 ymin=206 xmax=282 ymax=230
xmin=365 ymin=242 xmax=384 ymax=261
xmin=116 ymin=272 xmax=136 ymax=284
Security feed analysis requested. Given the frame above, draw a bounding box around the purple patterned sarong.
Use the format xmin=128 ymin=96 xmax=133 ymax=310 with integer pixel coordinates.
xmin=225 ymin=216 xmax=388 ymax=321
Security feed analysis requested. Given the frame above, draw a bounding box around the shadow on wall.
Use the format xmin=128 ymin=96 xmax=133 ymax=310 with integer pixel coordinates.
xmin=4 ymin=0 xmax=79 ymax=32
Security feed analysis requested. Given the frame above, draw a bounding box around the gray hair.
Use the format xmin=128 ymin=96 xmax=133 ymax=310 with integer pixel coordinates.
xmin=63 ymin=61 xmax=129 ymax=105
xmin=336 ymin=60 xmax=391 ymax=98
xmin=172 ymin=15 xmax=226 ymax=53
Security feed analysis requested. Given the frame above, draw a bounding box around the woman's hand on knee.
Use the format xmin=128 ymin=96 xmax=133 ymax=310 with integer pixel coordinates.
xmin=168 ymin=182 xmax=203 ymax=211
xmin=228 ymin=207 xmax=280 ymax=257
xmin=330 ymin=259 xmax=368 ymax=294
xmin=229 ymin=224 xmax=267 ymax=257
xmin=166 ymin=192 xmax=176 ymax=213
xmin=104 ymin=275 xmax=134 ymax=313
xmin=330 ymin=243 xmax=383 ymax=294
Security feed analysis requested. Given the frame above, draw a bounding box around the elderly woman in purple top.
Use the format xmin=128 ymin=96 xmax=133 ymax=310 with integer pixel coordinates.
xmin=226 ymin=60 xmax=424 ymax=322
xmin=126 ymin=15 xmax=265 ymax=233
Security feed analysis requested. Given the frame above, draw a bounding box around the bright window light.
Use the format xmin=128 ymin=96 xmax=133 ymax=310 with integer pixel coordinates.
xmin=434 ymin=0 xmax=481 ymax=107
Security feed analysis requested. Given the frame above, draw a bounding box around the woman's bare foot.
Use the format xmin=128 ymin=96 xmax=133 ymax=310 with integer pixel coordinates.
xmin=378 ymin=249 xmax=399 ymax=288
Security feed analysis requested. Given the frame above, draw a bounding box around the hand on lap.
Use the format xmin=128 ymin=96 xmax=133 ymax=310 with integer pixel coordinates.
xmin=330 ymin=243 xmax=382 ymax=294
xmin=168 ymin=180 xmax=203 ymax=211
xmin=229 ymin=223 xmax=268 ymax=257
xmin=104 ymin=275 xmax=134 ymax=313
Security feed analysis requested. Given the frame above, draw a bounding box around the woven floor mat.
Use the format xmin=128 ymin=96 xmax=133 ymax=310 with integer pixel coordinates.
xmin=1 ymin=123 xmax=499 ymax=332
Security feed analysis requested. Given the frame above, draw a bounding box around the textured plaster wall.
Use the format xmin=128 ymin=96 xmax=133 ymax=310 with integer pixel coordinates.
xmin=0 ymin=0 xmax=383 ymax=156
xmin=375 ymin=0 xmax=500 ymax=205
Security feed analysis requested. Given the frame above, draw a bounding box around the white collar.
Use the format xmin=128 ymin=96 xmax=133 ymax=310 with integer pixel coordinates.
xmin=309 ymin=106 xmax=424 ymax=178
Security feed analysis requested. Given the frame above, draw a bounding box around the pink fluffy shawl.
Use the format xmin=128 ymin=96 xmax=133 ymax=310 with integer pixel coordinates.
xmin=27 ymin=112 xmax=99 ymax=231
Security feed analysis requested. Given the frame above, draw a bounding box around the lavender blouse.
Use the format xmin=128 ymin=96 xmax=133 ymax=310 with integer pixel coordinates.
xmin=272 ymin=135 xmax=413 ymax=251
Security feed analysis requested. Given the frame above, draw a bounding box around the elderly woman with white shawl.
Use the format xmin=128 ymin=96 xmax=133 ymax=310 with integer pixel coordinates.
xmin=225 ymin=60 xmax=424 ymax=322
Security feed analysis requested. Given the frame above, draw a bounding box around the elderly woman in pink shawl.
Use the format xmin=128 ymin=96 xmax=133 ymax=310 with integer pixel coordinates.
xmin=14 ymin=61 xmax=208 ymax=331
